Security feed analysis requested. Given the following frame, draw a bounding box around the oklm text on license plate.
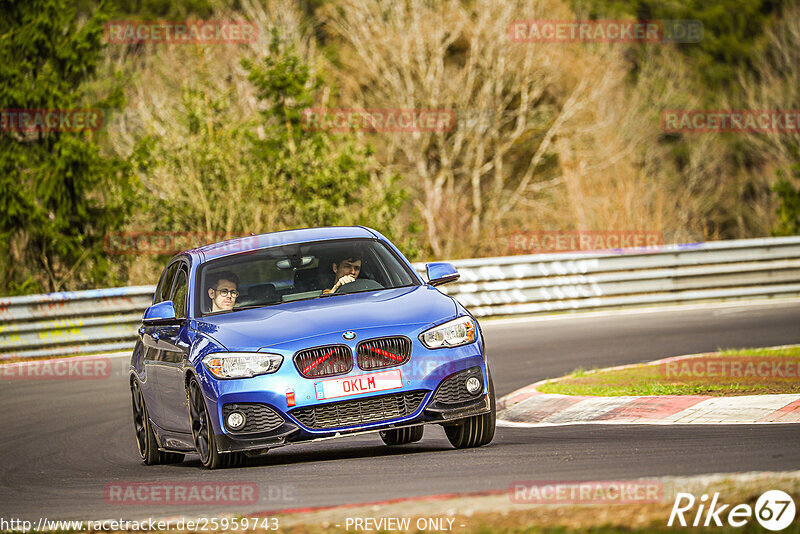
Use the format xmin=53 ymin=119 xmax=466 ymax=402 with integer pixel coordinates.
xmin=315 ymin=369 xmax=403 ymax=400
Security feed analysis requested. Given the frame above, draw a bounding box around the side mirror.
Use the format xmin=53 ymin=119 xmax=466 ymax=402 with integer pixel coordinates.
xmin=426 ymin=262 xmax=460 ymax=286
xmin=142 ymin=301 xmax=180 ymax=325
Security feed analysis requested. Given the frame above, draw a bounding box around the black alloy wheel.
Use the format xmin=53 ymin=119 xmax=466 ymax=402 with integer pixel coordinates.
xmin=443 ymin=370 xmax=496 ymax=449
xmin=188 ymin=378 xmax=245 ymax=469
xmin=131 ymin=380 xmax=184 ymax=465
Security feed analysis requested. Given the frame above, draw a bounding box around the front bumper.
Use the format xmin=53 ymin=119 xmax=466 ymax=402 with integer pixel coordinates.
xmin=199 ymin=327 xmax=490 ymax=453
xmin=214 ymin=391 xmax=491 ymax=453
xmin=212 ymin=365 xmax=491 ymax=453
xmin=424 ymin=393 xmax=491 ymax=422
xmin=215 ymin=422 xmax=301 ymax=453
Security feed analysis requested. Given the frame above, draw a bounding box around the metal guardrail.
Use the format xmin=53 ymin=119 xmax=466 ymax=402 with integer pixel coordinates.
xmin=0 ymin=286 xmax=155 ymax=360
xmin=431 ymin=237 xmax=800 ymax=317
xmin=1 ymin=237 xmax=799 ymax=360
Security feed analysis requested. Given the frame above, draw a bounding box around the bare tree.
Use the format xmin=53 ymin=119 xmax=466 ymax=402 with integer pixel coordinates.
xmin=325 ymin=0 xmax=712 ymax=257
xmin=743 ymin=6 xmax=800 ymax=177
xmin=326 ymin=0 xmax=596 ymax=257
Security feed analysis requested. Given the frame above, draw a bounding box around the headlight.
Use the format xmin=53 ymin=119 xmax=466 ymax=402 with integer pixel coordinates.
xmin=202 ymin=352 xmax=283 ymax=379
xmin=419 ymin=316 xmax=477 ymax=349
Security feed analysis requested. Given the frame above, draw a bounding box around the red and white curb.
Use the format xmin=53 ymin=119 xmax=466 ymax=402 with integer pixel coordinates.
xmin=497 ymin=351 xmax=800 ymax=427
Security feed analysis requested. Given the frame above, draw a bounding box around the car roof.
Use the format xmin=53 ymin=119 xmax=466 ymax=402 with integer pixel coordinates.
xmin=188 ymin=226 xmax=380 ymax=262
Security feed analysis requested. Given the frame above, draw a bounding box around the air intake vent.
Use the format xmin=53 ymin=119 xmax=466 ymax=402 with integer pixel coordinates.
xmin=294 ymin=345 xmax=353 ymax=378
xmin=357 ymin=336 xmax=411 ymax=370
xmin=222 ymin=403 xmax=283 ymax=434
xmin=432 ymin=367 xmax=483 ymax=405
xmin=290 ymin=391 xmax=427 ymax=430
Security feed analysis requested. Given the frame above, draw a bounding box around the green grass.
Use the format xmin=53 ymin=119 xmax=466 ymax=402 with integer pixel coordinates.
xmin=537 ymin=346 xmax=800 ymax=396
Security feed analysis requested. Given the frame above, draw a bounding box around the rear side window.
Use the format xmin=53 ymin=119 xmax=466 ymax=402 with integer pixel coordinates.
xmin=155 ymin=263 xmax=178 ymax=303
xmin=171 ymin=268 xmax=189 ymax=319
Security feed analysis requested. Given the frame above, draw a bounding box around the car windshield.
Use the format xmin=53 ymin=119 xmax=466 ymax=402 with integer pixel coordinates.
xmin=196 ymin=238 xmax=419 ymax=316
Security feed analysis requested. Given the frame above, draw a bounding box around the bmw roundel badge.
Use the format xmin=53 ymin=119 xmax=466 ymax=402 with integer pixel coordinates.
xmin=343 ymin=331 xmax=356 ymax=340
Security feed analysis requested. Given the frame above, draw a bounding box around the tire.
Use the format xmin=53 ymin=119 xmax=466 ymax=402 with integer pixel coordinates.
xmin=188 ymin=378 xmax=245 ymax=469
xmin=131 ymin=380 xmax=184 ymax=465
xmin=443 ymin=371 xmax=496 ymax=449
xmin=380 ymin=425 xmax=424 ymax=445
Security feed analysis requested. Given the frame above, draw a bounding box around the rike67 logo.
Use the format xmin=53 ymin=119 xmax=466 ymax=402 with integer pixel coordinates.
xmin=668 ymin=490 xmax=796 ymax=531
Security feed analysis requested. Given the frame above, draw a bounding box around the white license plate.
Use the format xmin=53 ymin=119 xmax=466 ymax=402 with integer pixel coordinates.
xmin=315 ymin=369 xmax=403 ymax=400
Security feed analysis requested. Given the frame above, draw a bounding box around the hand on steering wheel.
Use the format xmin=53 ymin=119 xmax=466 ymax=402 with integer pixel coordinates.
xmin=331 ymin=274 xmax=356 ymax=293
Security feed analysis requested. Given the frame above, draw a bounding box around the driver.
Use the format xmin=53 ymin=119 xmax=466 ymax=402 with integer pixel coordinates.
xmin=323 ymin=253 xmax=362 ymax=294
xmin=208 ymin=271 xmax=240 ymax=312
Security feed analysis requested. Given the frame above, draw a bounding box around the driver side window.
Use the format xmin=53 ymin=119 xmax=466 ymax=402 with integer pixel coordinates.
xmin=171 ymin=268 xmax=189 ymax=319
xmin=155 ymin=263 xmax=178 ymax=304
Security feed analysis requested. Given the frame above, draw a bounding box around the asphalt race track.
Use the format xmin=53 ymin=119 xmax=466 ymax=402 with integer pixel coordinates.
xmin=2 ymin=300 xmax=800 ymax=521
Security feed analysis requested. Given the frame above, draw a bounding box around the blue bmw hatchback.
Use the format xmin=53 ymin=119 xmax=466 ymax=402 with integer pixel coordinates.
xmin=130 ymin=226 xmax=495 ymax=469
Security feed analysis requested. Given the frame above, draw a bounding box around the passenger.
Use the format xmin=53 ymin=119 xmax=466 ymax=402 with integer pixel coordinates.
xmin=207 ymin=271 xmax=240 ymax=312
xmin=323 ymin=253 xmax=362 ymax=294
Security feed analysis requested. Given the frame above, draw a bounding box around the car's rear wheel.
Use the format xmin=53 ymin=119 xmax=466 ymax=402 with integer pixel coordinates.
xmin=379 ymin=425 xmax=424 ymax=445
xmin=188 ymin=378 xmax=245 ymax=469
xmin=131 ymin=380 xmax=184 ymax=465
xmin=443 ymin=371 xmax=496 ymax=449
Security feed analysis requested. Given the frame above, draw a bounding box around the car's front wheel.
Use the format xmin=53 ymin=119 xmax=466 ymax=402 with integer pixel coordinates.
xmin=443 ymin=371 xmax=496 ymax=449
xmin=379 ymin=425 xmax=424 ymax=445
xmin=131 ymin=380 xmax=184 ymax=465
xmin=188 ymin=378 xmax=245 ymax=469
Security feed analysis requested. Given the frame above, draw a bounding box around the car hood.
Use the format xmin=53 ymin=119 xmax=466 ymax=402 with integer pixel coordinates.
xmin=193 ymin=285 xmax=457 ymax=351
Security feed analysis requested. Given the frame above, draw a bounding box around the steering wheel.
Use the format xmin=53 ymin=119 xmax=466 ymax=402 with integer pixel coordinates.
xmin=334 ymin=278 xmax=384 ymax=294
